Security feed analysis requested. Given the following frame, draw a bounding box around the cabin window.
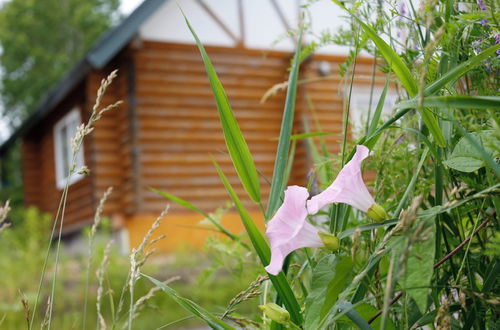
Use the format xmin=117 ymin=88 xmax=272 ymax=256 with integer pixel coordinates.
xmin=53 ymin=108 xmax=84 ymax=189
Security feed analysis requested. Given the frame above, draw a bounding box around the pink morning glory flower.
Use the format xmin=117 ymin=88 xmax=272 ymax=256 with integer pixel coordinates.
xmin=264 ymin=185 xmax=338 ymax=275
xmin=307 ymin=145 xmax=388 ymax=222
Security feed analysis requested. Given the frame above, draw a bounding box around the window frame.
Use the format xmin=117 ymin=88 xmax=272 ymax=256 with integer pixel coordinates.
xmin=53 ymin=107 xmax=85 ymax=190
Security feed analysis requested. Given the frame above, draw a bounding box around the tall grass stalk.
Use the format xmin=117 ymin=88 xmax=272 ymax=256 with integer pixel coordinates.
xmin=0 ymin=200 xmax=10 ymax=232
xmin=128 ymin=206 xmax=168 ymax=330
xmin=83 ymin=187 xmax=113 ymax=329
xmin=29 ymin=70 xmax=121 ymax=330
xmin=96 ymin=240 xmax=114 ymax=330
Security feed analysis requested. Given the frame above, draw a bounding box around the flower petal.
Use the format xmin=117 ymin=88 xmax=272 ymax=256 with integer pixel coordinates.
xmin=307 ymin=145 xmax=375 ymax=214
xmin=264 ymin=186 xmax=323 ymax=275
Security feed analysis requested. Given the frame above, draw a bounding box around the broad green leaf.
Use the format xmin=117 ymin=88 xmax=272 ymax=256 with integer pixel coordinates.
xmin=143 ymin=274 xmax=235 ymax=330
xmin=184 ymin=14 xmax=261 ymax=204
xmin=396 ymin=96 xmax=500 ymax=110
xmin=424 ymin=44 xmax=500 ymax=96
xmin=330 ymin=1 xmax=445 ymax=146
xmin=443 ymin=157 xmax=484 ymax=172
xmin=443 ymin=130 xmax=499 ymax=172
xmin=454 ymin=126 xmax=500 ymax=178
xmin=318 ymin=234 xmax=408 ymax=328
xmin=396 ymin=218 xmax=436 ymax=313
xmin=304 ymin=255 xmax=353 ymax=329
xmin=212 ymin=159 xmax=303 ymax=325
xmin=265 ymin=34 xmax=303 ymax=220
xmin=150 ymin=188 xmax=246 ymax=248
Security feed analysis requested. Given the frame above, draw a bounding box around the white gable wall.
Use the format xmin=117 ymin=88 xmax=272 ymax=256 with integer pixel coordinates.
xmin=138 ymin=0 xmax=400 ymax=130
xmin=139 ymin=0 xmax=351 ymax=54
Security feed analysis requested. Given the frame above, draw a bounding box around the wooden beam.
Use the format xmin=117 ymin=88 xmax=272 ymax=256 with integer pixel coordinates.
xmin=195 ymin=0 xmax=240 ymax=45
xmin=269 ymin=0 xmax=297 ymax=44
xmin=238 ymin=0 xmax=245 ymax=47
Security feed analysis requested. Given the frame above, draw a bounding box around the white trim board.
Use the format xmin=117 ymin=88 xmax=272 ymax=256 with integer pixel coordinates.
xmin=53 ymin=108 xmax=85 ymax=190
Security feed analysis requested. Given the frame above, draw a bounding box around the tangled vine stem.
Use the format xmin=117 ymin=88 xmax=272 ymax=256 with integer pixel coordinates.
xmin=368 ymin=213 xmax=494 ymax=324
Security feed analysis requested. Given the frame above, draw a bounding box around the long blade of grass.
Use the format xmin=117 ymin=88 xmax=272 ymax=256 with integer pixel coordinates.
xmin=424 ymin=44 xmax=500 ymax=96
xmin=343 ymin=107 xmax=412 ymax=164
xmin=289 ymin=131 xmax=333 ymax=141
xmin=143 ymin=274 xmax=235 ymax=330
xmin=358 ymin=107 xmax=412 ymax=151
xmin=331 ymin=0 xmax=445 ymax=146
xmin=265 ymin=34 xmax=303 ymax=220
xmin=281 ymin=140 xmax=297 ymax=194
xmin=150 ymin=188 xmax=247 ymax=249
xmin=338 ymin=219 xmax=398 ymax=239
xmin=338 ymin=302 xmax=374 ymax=330
xmin=305 ymin=131 xmax=331 ymax=185
xmin=367 ymin=75 xmax=390 ymax=136
xmin=331 ymin=1 xmax=417 ymax=96
xmin=396 ymin=95 xmax=500 ymax=110
xmin=183 ymin=13 xmax=261 ymax=204
xmin=212 ymin=159 xmax=303 ymax=325
xmin=403 ymin=128 xmax=440 ymax=161
xmin=394 ymin=148 xmax=430 ymax=216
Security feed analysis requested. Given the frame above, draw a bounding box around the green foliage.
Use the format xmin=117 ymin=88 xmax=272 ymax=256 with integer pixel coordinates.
xmin=0 ymin=207 xmax=51 ymax=299
xmin=160 ymin=1 xmax=499 ymax=327
xmin=443 ymin=130 xmax=500 ymax=172
xmin=0 ymin=212 xmax=261 ymax=329
xmin=0 ymin=0 xmax=120 ymax=121
xmin=4 ymin=1 xmax=500 ymax=329
xmin=395 ymin=216 xmax=436 ymax=313
xmin=338 ymin=303 xmax=394 ymax=329
xmin=212 ymin=159 xmax=304 ymax=325
xmin=198 ymin=235 xmax=259 ymax=283
xmin=144 ymin=274 xmax=236 ymax=330
xmin=304 ymin=255 xmax=353 ymax=329
xmin=0 ymin=143 xmax=23 ymax=207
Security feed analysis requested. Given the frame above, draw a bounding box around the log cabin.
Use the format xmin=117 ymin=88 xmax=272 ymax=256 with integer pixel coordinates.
xmin=0 ymin=0 xmax=396 ymax=252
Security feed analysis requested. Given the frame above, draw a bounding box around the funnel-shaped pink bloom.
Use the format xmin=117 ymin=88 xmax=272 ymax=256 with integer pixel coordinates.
xmin=307 ymin=145 xmax=374 ymax=214
xmin=265 ymin=186 xmax=323 ymax=275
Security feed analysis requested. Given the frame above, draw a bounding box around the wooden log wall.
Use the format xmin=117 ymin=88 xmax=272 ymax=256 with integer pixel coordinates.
xmin=87 ymin=57 xmax=135 ymax=219
xmin=135 ymin=42 xmax=293 ymax=213
xmin=21 ymin=40 xmax=385 ymax=232
xmin=22 ymin=85 xmax=95 ymax=230
xmin=133 ymin=42 xmax=381 ymax=214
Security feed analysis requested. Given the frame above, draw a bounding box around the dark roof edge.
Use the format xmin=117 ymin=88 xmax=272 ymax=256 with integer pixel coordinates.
xmin=88 ymin=0 xmax=167 ymax=68
xmin=0 ymin=0 xmax=167 ymax=155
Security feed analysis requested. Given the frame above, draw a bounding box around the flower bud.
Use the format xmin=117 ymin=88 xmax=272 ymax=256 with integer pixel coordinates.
xmin=318 ymin=232 xmax=340 ymax=251
xmin=367 ymin=203 xmax=388 ymax=222
xmin=259 ymin=303 xmax=290 ymax=324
